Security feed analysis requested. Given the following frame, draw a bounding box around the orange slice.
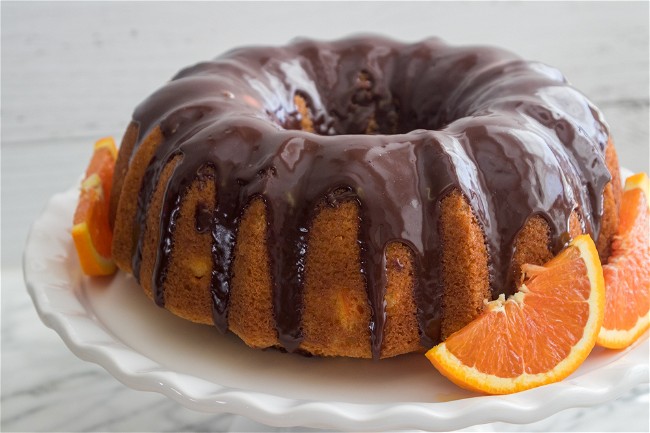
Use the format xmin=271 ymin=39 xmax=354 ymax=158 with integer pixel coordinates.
xmin=71 ymin=137 xmax=117 ymax=276
xmin=426 ymin=235 xmax=604 ymax=394
xmin=597 ymin=173 xmax=650 ymax=349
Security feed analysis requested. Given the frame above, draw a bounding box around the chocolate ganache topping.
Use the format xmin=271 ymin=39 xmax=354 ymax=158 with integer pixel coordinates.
xmin=127 ymin=36 xmax=611 ymax=359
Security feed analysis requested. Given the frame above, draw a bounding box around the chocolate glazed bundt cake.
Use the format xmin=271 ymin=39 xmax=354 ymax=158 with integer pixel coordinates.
xmin=110 ymin=36 xmax=621 ymax=359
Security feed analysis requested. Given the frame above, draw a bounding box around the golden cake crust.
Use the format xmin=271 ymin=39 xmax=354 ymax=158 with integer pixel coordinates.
xmin=111 ymin=127 xmax=621 ymax=358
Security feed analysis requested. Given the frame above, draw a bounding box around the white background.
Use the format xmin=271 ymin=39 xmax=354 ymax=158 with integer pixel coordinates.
xmin=2 ymin=2 xmax=649 ymax=431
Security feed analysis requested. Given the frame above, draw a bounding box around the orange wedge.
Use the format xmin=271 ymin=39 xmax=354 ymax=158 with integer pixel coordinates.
xmin=72 ymin=137 xmax=117 ymax=275
xmin=597 ymin=173 xmax=650 ymax=349
xmin=426 ymin=235 xmax=604 ymax=394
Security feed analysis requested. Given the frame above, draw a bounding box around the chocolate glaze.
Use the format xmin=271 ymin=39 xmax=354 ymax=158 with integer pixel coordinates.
xmin=127 ymin=36 xmax=611 ymax=359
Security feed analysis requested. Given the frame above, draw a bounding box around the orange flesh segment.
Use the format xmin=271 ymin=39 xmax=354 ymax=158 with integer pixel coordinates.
xmin=445 ymin=247 xmax=589 ymax=377
xmin=426 ymin=235 xmax=604 ymax=394
xmin=72 ymin=138 xmax=117 ymax=275
xmin=598 ymin=173 xmax=650 ymax=348
xmin=74 ymin=175 xmax=113 ymax=257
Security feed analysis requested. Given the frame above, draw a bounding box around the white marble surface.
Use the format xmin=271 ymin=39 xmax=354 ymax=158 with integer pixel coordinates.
xmin=2 ymin=2 xmax=649 ymax=431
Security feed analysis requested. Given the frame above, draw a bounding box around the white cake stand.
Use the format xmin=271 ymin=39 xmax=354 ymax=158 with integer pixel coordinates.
xmin=24 ymin=177 xmax=648 ymax=432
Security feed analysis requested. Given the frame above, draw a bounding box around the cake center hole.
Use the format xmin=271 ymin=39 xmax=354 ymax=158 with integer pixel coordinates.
xmin=272 ymin=71 xmax=445 ymax=136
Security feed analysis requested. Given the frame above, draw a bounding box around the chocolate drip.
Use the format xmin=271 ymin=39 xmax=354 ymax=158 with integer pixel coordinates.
xmin=208 ymin=185 xmax=238 ymax=333
xmin=127 ymin=36 xmax=611 ymax=358
xmin=151 ymin=159 xmax=186 ymax=307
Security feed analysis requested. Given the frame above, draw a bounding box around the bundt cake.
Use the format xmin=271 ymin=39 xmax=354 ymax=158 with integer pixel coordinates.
xmin=110 ymin=36 xmax=622 ymax=359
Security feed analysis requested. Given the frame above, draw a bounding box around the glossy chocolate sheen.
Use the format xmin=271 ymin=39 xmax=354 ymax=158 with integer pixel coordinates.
xmin=127 ymin=36 xmax=611 ymax=359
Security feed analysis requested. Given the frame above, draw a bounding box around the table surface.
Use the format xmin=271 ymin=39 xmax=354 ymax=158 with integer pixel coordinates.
xmin=2 ymin=2 xmax=649 ymax=431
